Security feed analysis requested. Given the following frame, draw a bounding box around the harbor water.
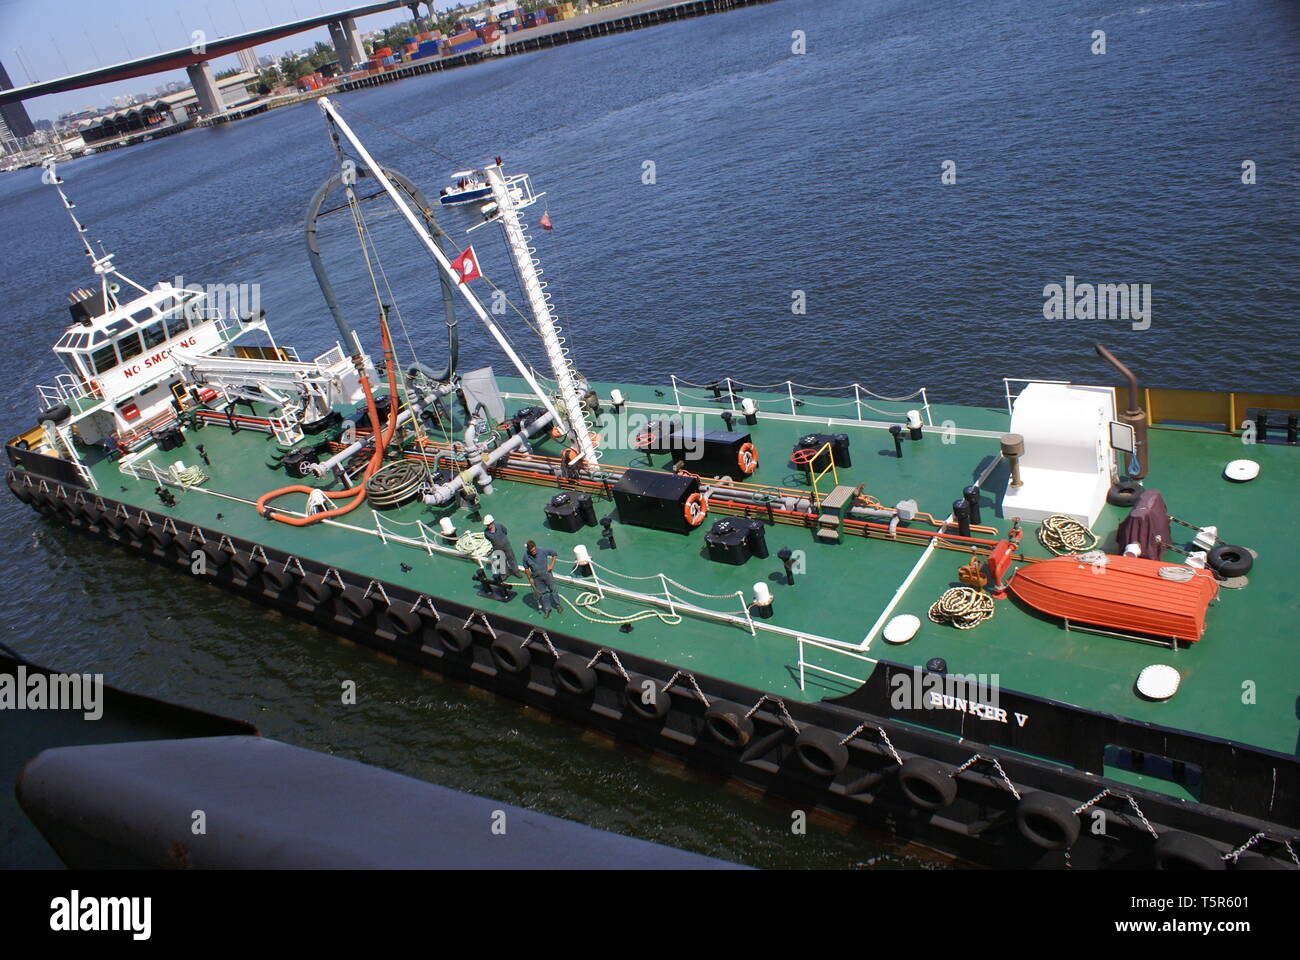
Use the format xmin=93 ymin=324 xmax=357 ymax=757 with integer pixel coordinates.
xmin=0 ymin=0 xmax=1295 ymax=867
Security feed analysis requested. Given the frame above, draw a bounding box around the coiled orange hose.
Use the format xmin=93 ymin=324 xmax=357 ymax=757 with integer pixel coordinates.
xmin=256 ymin=317 xmax=399 ymax=526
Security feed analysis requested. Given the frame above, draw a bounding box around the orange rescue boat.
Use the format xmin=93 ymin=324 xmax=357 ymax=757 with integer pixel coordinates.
xmin=1009 ymin=554 xmax=1218 ymax=643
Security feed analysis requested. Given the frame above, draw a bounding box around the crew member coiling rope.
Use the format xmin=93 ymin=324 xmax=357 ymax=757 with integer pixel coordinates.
xmin=1037 ymin=515 xmax=1100 ymax=555
xmin=928 ymin=587 xmax=996 ymax=629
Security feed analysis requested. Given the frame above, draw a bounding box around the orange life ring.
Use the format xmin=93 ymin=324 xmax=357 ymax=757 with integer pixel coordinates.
xmin=737 ymin=442 xmax=758 ymax=475
xmin=683 ymin=492 xmax=706 ymax=528
xmin=550 ymin=426 xmax=564 ymax=440
xmin=561 ymin=447 xmax=583 ymax=466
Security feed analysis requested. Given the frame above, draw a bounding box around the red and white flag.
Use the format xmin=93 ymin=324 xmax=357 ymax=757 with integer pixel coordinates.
xmin=539 ymin=211 xmax=553 ymax=231
xmin=449 ymin=245 xmax=481 ymax=284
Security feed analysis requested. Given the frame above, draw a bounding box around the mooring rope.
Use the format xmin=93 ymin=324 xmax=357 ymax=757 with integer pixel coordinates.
xmin=928 ymin=587 xmax=996 ymax=630
xmin=1038 ymin=515 xmax=1101 ymax=555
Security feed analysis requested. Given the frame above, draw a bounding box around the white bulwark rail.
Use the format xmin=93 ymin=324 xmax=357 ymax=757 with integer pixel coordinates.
xmin=669 ymin=375 xmax=933 ymax=425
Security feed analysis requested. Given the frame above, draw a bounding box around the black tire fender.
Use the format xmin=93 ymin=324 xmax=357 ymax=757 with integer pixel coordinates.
xmin=624 ymin=675 xmax=672 ymax=720
xmin=261 ymin=565 xmax=295 ymax=595
xmin=898 ymin=757 xmax=959 ymax=810
xmin=382 ymin=604 xmax=423 ymax=637
xmin=147 ymin=525 xmax=173 ymax=550
xmin=230 ymin=553 xmax=260 ymax=581
xmin=1015 ymin=791 xmax=1081 ymax=850
xmin=337 ymin=586 xmax=373 ymax=621
xmin=1207 ymin=544 xmax=1252 ymax=578
xmin=298 ymin=576 xmax=336 ymax=606
xmin=435 ymin=622 xmax=473 ymax=653
xmin=123 ymin=519 xmax=146 ymax=542
xmin=1107 ymin=480 xmax=1143 ymax=507
xmin=554 ymin=653 xmax=596 ymax=695
xmin=490 ymin=634 xmax=532 ymax=674
xmin=1154 ymin=831 xmax=1226 ymax=870
xmin=794 ymin=726 xmax=849 ymax=776
xmin=704 ymin=700 xmax=755 ymax=748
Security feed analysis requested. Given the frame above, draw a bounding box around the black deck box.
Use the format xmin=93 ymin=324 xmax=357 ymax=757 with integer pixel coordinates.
xmin=642 ymin=420 xmax=752 ymax=479
xmin=613 ymin=468 xmax=700 ymax=535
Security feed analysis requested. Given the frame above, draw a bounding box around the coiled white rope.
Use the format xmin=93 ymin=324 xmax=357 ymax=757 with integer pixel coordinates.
xmin=561 ymin=591 xmax=683 ymax=626
xmin=1038 ymin=515 xmax=1101 ymax=555
xmin=454 ymin=531 xmax=494 ymax=558
xmin=928 ymin=587 xmax=996 ymax=630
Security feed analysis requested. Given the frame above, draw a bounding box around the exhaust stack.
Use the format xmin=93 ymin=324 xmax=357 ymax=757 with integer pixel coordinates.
xmin=1094 ymin=342 xmax=1148 ymax=479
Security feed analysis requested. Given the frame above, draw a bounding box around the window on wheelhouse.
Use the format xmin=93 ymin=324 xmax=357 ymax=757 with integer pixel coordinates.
xmin=117 ymin=331 xmax=144 ymax=363
xmin=162 ymin=310 xmax=188 ymax=339
xmin=89 ymin=343 xmax=120 ymax=375
xmin=141 ymin=319 xmax=167 ymax=350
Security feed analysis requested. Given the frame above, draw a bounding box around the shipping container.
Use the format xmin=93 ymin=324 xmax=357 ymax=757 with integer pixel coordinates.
xmin=449 ymin=37 xmax=485 ymax=54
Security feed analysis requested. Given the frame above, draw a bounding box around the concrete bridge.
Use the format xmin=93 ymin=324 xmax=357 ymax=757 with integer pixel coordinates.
xmin=0 ymin=2 xmax=440 ymax=118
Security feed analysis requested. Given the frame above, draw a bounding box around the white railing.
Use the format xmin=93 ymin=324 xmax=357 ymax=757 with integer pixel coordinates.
xmin=668 ymin=375 xmax=933 ymax=426
xmin=1002 ymin=377 xmax=1071 ymax=416
xmin=583 ymin=559 xmax=755 ymax=635
xmin=796 ymin=636 xmax=879 ymax=692
xmin=36 ymin=373 xmax=95 ymax=411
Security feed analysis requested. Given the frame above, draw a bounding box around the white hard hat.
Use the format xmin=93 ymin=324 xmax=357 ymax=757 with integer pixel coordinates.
xmin=483 ymin=514 xmax=495 ymax=526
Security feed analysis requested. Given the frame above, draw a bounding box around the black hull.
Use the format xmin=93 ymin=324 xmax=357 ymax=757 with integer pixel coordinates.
xmin=9 ymin=471 xmax=1299 ymax=870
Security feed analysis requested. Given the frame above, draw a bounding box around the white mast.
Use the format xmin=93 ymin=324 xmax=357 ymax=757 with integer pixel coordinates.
xmin=484 ymin=165 xmax=600 ymax=467
xmin=315 ymin=98 xmax=564 ymax=431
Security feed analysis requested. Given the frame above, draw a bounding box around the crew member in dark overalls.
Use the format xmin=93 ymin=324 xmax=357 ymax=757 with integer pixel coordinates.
xmin=482 ymin=515 xmax=519 ymax=577
xmin=523 ymin=540 xmax=561 ymax=618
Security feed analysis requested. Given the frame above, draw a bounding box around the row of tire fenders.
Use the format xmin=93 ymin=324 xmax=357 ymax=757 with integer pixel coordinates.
xmin=8 ymin=469 xmax=1295 ymax=870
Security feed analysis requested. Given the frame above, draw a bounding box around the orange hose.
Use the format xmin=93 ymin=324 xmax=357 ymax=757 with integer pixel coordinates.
xmin=256 ymin=317 xmax=399 ymax=525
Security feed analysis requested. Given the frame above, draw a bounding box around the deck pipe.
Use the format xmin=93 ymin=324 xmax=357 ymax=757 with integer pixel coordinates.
xmin=420 ymin=410 xmax=556 ymax=507
xmin=1094 ymin=342 xmax=1149 ymax=479
xmin=308 ymin=381 xmax=458 ymax=478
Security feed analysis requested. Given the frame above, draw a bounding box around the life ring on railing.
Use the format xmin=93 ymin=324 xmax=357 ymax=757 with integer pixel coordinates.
xmin=737 ymin=442 xmax=758 ymax=476
xmin=87 ymin=379 xmax=103 ymax=399
xmin=550 ymin=425 xmax=564 ymax=440
xmin=683 ymin=492 xmax=706 ymax=528
xmin=560 ymin=447 xmax=584 ymax=468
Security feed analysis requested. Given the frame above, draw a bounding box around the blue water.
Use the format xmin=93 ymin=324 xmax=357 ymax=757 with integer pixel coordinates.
xmin=0 ymin=0 xmax=1296 ymax=867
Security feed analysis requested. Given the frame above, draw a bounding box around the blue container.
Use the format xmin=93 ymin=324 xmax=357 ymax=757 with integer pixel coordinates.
xmin=449 ymin=38 xmax=484 ymax=54
xmin=418 ymin=40 xmax=439 ymax=54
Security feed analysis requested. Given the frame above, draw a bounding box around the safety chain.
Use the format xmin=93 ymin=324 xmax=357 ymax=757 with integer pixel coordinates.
xmin=585 ymin=647 xmax=630 ymax=681
xmin=836 ymin=723 xmax=905 ymax=766
xmin=1073 ymin=789 xmax=1159 ymax=838
xmin=408 ymin=594 xmax=440 ymax=619
xmin=1222 ymin=832 xmax=1300 ymax=866
xmin=249 ymin=545 xmax=269 ymax=564
xmin=526 ymin=628 xmax=559 ymax=659
xmin=661 ymin=670 xmax=710 ymax=706
xmin=363 ymin=580 xmax=392 ymax=605
xmin=950 ymin=753 xmax=1021 ymax=800
xmin=281 ymin=556 xmax=306 ymax=577
xmin=744 ymin=694 xmax=800 ymax=732
xmin=463 ymin=609 xmax=496 ymax=640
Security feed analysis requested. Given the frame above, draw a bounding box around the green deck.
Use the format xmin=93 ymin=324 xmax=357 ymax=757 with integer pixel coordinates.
xmin=83 ymin=375 xmax=1300 ymax=759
